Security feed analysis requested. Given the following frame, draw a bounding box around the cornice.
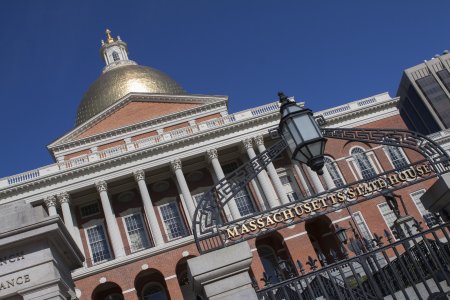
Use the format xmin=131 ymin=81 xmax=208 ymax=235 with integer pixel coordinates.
xmin=0 ymin=111 xmax=280 ymax=201
xmin=321 ymin=97 xmax=399 ymax=127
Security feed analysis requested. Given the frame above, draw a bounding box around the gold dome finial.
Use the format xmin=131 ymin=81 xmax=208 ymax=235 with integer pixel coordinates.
xmin=105 ymin=28 xmax=114 ymax=43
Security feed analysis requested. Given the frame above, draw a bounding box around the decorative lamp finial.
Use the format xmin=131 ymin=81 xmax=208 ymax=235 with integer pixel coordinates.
xmin=105 ymin=28 xmax=114 ymax=43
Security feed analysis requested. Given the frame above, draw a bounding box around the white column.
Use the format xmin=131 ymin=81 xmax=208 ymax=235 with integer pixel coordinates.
xmin=44 ymin=196 xmax=58 ymax=216
xmin=292 ymin=162 xmax=312 ymax=197
xmin=305 ymin=165 xmax=325 ymax=193
xmin=322 ymin=166 xmax=337 ymax=190
xmin=207 ymin=149 xmax=240 ymax=220
xmin=95 ymin=181 xmax=126 ymax=258
xmin=58 ymin=192 xmax=85 ymax=260
xmin=254 ymin=135 xmax=290 ymax=204
xmin=171 ymin=159 xmax=196 ymax=219
xmin=243 ymin=138 xmax=280 ymax=208
xmin=133 ymin=170 xmax=164 ymax=247
xmin=57 ymin=192 xmax=75 ymax=238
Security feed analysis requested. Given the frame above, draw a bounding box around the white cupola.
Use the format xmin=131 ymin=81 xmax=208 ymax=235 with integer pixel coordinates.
xmin=100 ymin=29 xmax=137 ymax=73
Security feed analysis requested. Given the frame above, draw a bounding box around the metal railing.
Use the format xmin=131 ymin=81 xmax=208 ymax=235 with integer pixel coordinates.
xmin=256 ymin=222 xmax=450 ymax=300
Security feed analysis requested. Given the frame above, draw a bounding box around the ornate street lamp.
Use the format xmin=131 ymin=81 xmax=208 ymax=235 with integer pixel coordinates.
xmin=334 ymin=224 xmax=348 ymax=244
xmin=278 ymin=92 xmax=327 ymax=175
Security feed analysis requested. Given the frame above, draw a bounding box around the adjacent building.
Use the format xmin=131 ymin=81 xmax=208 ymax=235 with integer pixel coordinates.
xmin=397 ymin=50 xmax=450 ymax=135
xmin=0 ymin=30 xmax=447 ymax=300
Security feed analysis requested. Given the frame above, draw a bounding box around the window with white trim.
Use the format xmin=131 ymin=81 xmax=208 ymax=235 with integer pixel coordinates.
xmin=386 ymin=146 xmax=408 ymax=169
xmin=324 ymin=157 xmax=345 ymax=187
xmin=85 ymin=223 xmax=111 ymax=264
xmin=159 ymin=201 xmax=186 ymax=240
xmin=123 ymin=213 xmax=151 ymax=252
xmin=80 ymin=202 xmax=100 ymax=218
xmin=222 ymin=161 xmax=257 ymax=216
xmin=351 ymin=147 xmax=377 ymax=180
xmin=378 ymin=202 xmax=417 ymax=238
xmin=410 ymin=190 xmax=440 ymax=228
xmin=352 ymin=211 xmax=372 ymax=241
xmin=235 ymin=188 xmax=256 ymax=216
xmin=278 ymin=170 xmax=302 ymax=202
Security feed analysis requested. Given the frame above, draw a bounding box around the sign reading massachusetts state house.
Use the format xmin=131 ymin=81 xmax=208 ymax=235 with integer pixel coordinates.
xmin=225 ymin=164 xmax=433 ymax=239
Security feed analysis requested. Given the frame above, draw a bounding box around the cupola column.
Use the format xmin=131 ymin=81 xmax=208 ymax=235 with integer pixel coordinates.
xmin=44 ymin=196 xmax=58 ymax=216
xmin=254 ymin=135 xmax=290 ymax=204
xmin=243 ymin=138 xmax=280 ymax=208
xmin=171 ymin=159 xmax=196 ymax=220
xmin=207 ymin=149 xmax=240 ymax=220
xmin=133 ymin=170 xmax=164 ymax=247
xmin=95 ymin=181 xmax=126 ymax=258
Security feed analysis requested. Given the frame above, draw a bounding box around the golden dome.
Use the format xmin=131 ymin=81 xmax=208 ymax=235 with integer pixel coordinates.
xmin=76 ymin=65 xmax=186 ymax=125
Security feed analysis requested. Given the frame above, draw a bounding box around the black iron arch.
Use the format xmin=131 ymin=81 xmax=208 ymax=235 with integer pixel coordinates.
xmin=193 ymin=128 xmax=450 ymax=254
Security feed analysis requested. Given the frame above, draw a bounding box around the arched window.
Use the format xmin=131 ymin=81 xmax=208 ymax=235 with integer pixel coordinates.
xmin=112 ymin=51 xmax=120 ymax=61
xmin=351 ymin=147 xmax=377 ymax=180
xmin=324 ymin=157 xmax=344 ymax=187
xmin=257 ymin=245 xmax=280 ymax=284
xmin=142 ymin=283 xmax=168 ymax=300
xmin=386 ymin=146 xmax=408 ymax=169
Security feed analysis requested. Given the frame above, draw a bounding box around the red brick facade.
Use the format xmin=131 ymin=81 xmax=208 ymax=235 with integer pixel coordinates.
xmin=69 ymin=111 xmax=439 ymax=300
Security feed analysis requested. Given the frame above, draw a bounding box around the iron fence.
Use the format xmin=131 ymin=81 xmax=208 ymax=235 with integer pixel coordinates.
xmin=256 ymin=222 xmax=450 ymax=300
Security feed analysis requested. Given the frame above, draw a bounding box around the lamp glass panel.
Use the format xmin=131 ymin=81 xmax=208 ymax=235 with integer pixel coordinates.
xmin=306 ymin=141 xmax=323 ymax=159
xmin=294 ymin=148 xmax=309 ymax=163
xmin=294 ymin=114 xmax=319 ymax=141
xmin=282 ymin=126 xmax=296 ymax=153
xmin=286 ymin=118 xmax=304 ymax=145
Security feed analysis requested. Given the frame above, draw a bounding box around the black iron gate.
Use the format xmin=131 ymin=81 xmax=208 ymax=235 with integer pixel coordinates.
xmin=255 ymin=222 xmax=450 ymax=300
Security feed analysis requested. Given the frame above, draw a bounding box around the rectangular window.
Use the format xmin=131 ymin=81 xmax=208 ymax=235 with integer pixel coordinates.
xmin=279 ymin=171 xmax=303 ymax=202
xmin=235 ymin=188 xmax=256 ymax=216
xmin=80 ymin=202 xmax=100 ymax=218
xmin=86 ymin=224 xmax=111 ymax=264
xmin=124 ymin=213 xmax=151 ymax=252
xmin=352 ymin=211 xmax=372 ymax=241
xmin=160 ymin=202 xmax=186 ymax=240
xmin=410 ymin=190 xmax=440 ymax=228
xmin=378 ymin=202 xmax=417 ymax=238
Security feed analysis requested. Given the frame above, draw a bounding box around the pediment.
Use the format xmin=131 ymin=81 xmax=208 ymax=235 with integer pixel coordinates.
xmin=76 ymin=100 xmax=200 ymax=139
xmin=48 ymin=93 xmax=228 ymax=151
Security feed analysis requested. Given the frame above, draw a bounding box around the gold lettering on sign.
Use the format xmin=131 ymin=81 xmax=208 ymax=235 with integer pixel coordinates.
xmin=224 ymin=164 xmax=432 ymax=240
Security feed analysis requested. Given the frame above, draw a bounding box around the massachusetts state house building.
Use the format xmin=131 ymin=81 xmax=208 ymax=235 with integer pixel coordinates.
xmin=0 ymin=30 xmax=448 ymax=300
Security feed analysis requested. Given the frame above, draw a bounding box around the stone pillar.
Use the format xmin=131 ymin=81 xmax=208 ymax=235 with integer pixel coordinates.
xmin=292 ymin=162 xmax=312 ymax=197
xmin=133 ymin=170 xmax=164 ymax=247
xmin=171 ymin=159 xmax=196 ymax=219
xmin=207 ymin=149 xmax=240 ymax=220
xmin=243 ymin=138 xmax=280 ymax=208
xmin=305 ymin=165 xmax=325 ymax=193
xmin=322 ymin=165 xmax=337 ymax=190
xmin=254 ymin=135 xmax=289 ymax=204
xmin=188 ymin=242 xmax=257 ymax=300
xmin=44 ymin=195 xmax=58 ymax=216
xmin=57 ymin=192 xmax=76 ymax=239
xmin=95 ymin=181 xmax=126 ymax=258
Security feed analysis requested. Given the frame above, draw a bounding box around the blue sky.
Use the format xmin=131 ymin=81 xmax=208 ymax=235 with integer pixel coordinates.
xmin=1 ymin=1 xmax=450 ymax=177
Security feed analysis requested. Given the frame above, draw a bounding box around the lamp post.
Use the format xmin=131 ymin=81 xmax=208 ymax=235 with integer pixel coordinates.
xmin=278 ymin=92 xmax=327 ymax=175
